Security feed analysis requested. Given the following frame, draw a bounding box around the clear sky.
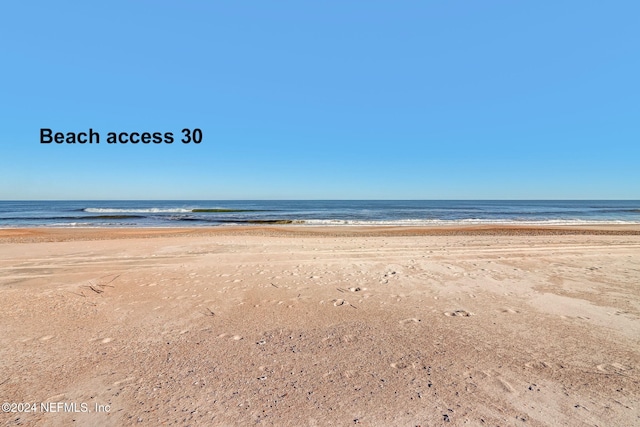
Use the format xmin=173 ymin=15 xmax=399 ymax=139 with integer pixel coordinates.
xmin=1 ymin=1 xmax=638 ymax=200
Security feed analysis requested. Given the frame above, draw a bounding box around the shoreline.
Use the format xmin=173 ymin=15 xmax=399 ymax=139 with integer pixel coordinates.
xmin=2 ymin=224 xmax=640 ymax=243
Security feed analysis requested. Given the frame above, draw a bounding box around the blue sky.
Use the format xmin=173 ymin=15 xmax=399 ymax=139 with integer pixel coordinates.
xmin=1 ymin=1 xmax=638 ymax=200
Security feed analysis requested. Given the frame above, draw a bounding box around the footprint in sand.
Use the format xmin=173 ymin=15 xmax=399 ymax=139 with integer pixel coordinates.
xmin=524 ymin=360 xmax=553 ymax=369
xmin=390 ymin=362 xmax=409 ymax=369
xmin=597 ymin=363 xmax=632 ymax=373
xmin=501 ymin=308 xmax=520 ymax=314
xmin=341 ymin=335 xmax=356 ymax=343
xmin=474 ymin=369 xmax=516 ymax=393
xmin=218 ymin=333 xmax=243 ymax=340
xmin=89 ymin=337 xmax=113 ymax=344
xmin=113 ymin=377 xmax=135 ymax=386
xmin=612 ymin=310 xmax=629 ymax=316
xmin=45 ymin=394 xmax=66 ymax=401
xmin=342 ymin=370 xmax=356 ymax=379
xmin=496 ymin=377 xmax=515 ymax=393
xmin=444 ymin=310 xmax=473 ymax=317
xmin=39 ymin=335 xmax=55 ymax=341
xmin=333 ymin=299 xmax=347 ymax=307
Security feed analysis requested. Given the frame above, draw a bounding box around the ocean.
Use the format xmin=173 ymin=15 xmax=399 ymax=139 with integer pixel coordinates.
xmin=0 ymin=200 xmax=639 ymax=228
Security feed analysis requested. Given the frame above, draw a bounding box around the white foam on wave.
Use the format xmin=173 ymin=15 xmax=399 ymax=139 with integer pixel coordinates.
xmin=84 ymin=208 xmax=193 ymax=213
xmin=49 ymin=222 xmax=94 ymax=227
xmin=302 ymin=219 xmax=640 ymax=226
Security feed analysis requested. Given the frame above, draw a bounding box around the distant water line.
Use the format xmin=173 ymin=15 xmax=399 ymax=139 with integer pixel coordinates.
xmin=1 ymin=200 xmax=639 ymax=228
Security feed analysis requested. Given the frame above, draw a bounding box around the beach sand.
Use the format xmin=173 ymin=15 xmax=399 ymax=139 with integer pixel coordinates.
xmin=0 ymin=226 xmax=639 ymax=426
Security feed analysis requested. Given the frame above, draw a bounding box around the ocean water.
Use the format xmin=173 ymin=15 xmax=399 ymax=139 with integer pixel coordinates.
xmin=1 ymin=200 xmax=639 ymax=228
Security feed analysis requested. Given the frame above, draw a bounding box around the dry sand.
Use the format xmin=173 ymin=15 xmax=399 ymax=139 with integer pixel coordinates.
xmin=0 ymin=226 xmax=639 ymax=426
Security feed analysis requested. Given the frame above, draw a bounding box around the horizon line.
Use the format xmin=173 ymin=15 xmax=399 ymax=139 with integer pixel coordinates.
xmin=2 ymin=199 xmax=639 ymax=202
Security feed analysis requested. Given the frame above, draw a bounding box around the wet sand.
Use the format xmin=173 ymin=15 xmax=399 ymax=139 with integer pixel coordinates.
xmin=1 ymin=226 xmax=639 ymax=426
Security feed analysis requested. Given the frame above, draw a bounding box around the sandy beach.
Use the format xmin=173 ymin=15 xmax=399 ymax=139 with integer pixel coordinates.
xmin=0 ymin=226 xmax=638 ymax=426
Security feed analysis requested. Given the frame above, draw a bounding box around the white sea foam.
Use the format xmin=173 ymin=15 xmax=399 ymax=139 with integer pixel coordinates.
xmin=302 ymin=219 xmax=640 ymax=226
xmin=84 ymin=208 xmax=193 ymax=213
